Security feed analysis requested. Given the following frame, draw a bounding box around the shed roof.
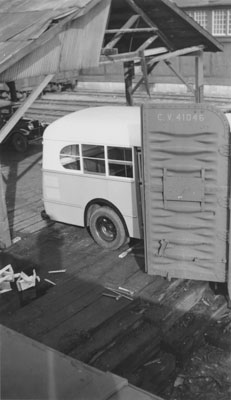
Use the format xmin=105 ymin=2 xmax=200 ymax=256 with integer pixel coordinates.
xmin=105 ymin=0 xmax=222 ymax=54
xmin=0 ymin=0 xmax=111 ymax=81
xmin=0 ymin=0 xmax=223 ymax=83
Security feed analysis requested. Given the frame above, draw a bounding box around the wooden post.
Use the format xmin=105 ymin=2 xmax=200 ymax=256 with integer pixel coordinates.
xmin=0 ymin=74 xmax=54 ymax=144
xmin=0 ymin=169 xmax=11 ymax=249
xmin=124 ymin=61 xmax=134 ymax=106
xmin=6 ymin=81 xmax=18 ymax=102
xmin=195 ymin=51 xmax=204 ymax=103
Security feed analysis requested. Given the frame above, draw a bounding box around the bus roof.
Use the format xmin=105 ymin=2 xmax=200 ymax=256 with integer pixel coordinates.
xmin=43 ymin=106 xmax=141 ymax=147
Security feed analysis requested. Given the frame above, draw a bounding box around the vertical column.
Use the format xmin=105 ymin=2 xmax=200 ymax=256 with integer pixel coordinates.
xmin=195 ymin=51 xmax=204 ymax=103
xmin=124 ymin=61 xmax=134 ymax=106
xmin=0 ymin=167 xmax=11 ymax=249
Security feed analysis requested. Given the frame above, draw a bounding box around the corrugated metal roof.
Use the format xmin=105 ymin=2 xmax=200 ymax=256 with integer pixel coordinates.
xmin=174 ymin=0 xmax=231 ymax=7
xmin=0 ymin=0 xmax=111 ymax=81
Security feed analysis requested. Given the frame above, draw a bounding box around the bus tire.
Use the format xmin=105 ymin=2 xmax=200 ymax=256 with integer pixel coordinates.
xmin=11 ymin=132 xmax=28 ymax=152
xmin=89 ymin=206 xmax=127 ymax=250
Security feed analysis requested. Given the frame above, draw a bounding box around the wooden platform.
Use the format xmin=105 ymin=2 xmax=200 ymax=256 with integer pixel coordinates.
xmin=1 ymin=324 xmax=163 ymax=400
xmin=0 ymin=113 xmax=230 ymax=399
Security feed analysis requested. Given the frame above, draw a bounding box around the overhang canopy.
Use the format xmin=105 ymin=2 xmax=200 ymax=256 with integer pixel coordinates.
xmin=104 ymin=0 xmax=222 ymax=55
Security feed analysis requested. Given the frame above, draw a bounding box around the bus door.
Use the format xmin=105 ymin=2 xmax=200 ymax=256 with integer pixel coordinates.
xmin=141 ymin=103 xmax=231 ymax=300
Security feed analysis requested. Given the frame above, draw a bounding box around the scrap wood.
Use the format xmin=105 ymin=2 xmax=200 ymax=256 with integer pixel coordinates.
xmin=0 ymin=281 xmax=12 ymax=293
xmin=144 ymin=358 xmax=161 ymax=367
xmin=104 ymin=286 xmax=134 ymax=301
xmin=12 ymin=236 xmax=21 ymax=244
xmin=16 ymin=269 xmax=40 ymax=292
xmin=44 ymin=278 xmax=56 ymax=286
xmin=118 ymin=286 xmax=134 ymax=296
xmin=118 ymin=247 xmax=134 ymax=259
xmin=48 ymin=269 xmax=66 ymax=274
xmin=0 ymin=264 xmax=14 ymax=282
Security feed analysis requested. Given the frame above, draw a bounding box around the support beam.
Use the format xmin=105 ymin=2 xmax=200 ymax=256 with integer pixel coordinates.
xmin=104 ymin=15 xmax=140 ymax=50
xmin=139 ymin=51 xmax=150 ymax=97
xmin=164 ymin=61 xmax=195 ymax=95
xmin=147 ymin=46 xmax=204 ymax=69
xmin=0 ymin=171 xmax=11 ymax=249
xmin=100 ymin=46 xmax=167 ymax=64
xmin=105 ymin=27 xmax=157 ymax=34
xmin=124 ymin=61 xmax=134 ymax=106
xmin=132 ymin=61 xmax=159 ymax=95
xmin=6 ymin=81 xmax=18 ymax=102
xmin=0 ymin=74 xmax=54 ymax=144
xmin=195 ymin=51 xmax=204 ymax=103
xmin=136 ymin=35 xmax=158 ymax=52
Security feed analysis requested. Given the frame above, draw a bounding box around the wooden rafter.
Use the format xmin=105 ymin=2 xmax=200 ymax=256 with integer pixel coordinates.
xmin=124 ymin=0 xmax=174 ymax=51
xmin=104 ymin=14 xmax=140 ymax=50
xmin=136 ymin=35 xmax=158 ymax=52
xmin=105 ymin=27 xmax=158 ymax=34
xmin=146 ymin=45 xmax=204 ymax=68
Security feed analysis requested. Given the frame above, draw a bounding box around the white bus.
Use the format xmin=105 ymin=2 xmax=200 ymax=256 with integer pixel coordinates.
xmin=42 ymin=106 xmax=142 ymax=250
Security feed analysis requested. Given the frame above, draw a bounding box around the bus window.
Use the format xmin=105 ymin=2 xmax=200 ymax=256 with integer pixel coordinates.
xmin=107 ymin=146 xmax=133 ymax=178
xmin=82 ymin=144 xmax=105 ymax=175
xmin=60 ymin=145 xmax=80 ymax=170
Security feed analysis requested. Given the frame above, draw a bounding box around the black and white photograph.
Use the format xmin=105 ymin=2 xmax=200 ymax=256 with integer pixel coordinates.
xmin=0 ymin=1 xmax=230 ymax=399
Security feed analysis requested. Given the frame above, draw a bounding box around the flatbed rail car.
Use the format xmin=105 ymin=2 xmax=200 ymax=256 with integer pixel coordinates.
xmin=42 ymin=104 xmax=231 ymax=300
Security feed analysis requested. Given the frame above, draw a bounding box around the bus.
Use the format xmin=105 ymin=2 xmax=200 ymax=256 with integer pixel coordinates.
xmin=42 ymin=106 xmax=142 ymax=250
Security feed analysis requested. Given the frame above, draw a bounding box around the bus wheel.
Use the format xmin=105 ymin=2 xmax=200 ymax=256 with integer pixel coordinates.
xmin=89 ymin=206 xmax=127 ymax=250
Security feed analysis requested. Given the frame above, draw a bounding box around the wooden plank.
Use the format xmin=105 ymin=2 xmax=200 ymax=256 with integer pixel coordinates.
xmin=100 ymin=47 xmax=167 ymax=64
xmin=69 ymin=301 xmax=143 ymax=361
xmin=0 ymin=74 xmax=54 ymax=143
xmin=91 ymin=320 xmax=160 ymax=372
xmin=105 ymin=27 xmax=157 ymax=34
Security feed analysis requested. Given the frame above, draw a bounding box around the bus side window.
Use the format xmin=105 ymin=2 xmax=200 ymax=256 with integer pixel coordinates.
xmin=107 ymin=146 xmax=133 ymax=178
xmin=82 ymin=144 xmax=105 ymax=175
xmin=60 ymin=145 xmax=80 ymax=170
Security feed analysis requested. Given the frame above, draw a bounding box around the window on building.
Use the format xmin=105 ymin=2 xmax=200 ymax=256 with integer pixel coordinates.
xmin=228 ymin=10 xmax=231 ymax=35
xmin=186 ymin=10 xmax=208 ymax=30
xmin=107 ymin=146 xmax=133 ymax=178
xmin=82 ymin=144 xmax=105 ymax=175
xmin=194 ymin=11 xmax=208 ymax=30
xmin=60 ymin=145 xmax=80 ymax=170
xmin=212 ymin=9 xmax=227 ymax=35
